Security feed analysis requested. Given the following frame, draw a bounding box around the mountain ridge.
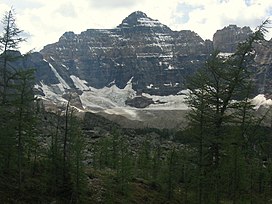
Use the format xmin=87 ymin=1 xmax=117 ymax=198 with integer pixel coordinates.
xmin=9 ymin=11 xmax=272 ymax=122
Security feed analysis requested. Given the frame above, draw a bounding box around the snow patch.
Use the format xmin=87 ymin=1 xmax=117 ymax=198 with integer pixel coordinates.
xmin=137 ymin=17 xmax=164 ymax=28
xmin=37 ymin=82 xmax=67 ymax=104
xmin=48 ymin=62 xmax=70 ymax=90
xmin=218 ymin=52 xmax=234 ymax=58
xmin=107 ymin=80 xmax=116 ymax=87
xmin=251 ymin=94 xmax=272 ymax=109
xmin=166 ymin=64 xmax=175 ymax=70
xmin=147 ymin=84 xmax=154 ymax=89
xmin=174 ymin=83 xmax=179 ymax=87
xmin=62 ymin=64 xmax=69 ymax=70
xmin=36 ymin=73 xmax=190 ymax=120
xmin=164 ymin=83 xmax=172 ymax=87
xmin=80 ymin=78 xmax=136 ymax=110
xmin=70 ymin=75 xmax=89 ymax=91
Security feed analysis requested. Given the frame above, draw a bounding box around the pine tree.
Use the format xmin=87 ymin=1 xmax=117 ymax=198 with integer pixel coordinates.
xmin=0 ymin=8 xmax=25 ymax=104
xmin=12 ymin=69 xmax=36 ymax=192
xmin=0 ymin=8 xmax=39 ymax=200
xmin=69 ymin=109 xmax=87 ymax=203
xmin=116 ymin=134 xmax=133 ymax=196
xmin=186 ymin=20 xmax=270 ymax=203
xmin=0 ymin=8 xmax=25 ymax=175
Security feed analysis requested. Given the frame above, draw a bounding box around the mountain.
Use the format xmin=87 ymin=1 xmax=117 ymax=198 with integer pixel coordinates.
xmin=8 ymin=11 xmax=272 ymax=126
xmin=39 ymin=11 xmax=212 ymax=96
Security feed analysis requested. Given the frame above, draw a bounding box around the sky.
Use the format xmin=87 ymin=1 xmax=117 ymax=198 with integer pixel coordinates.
xmin=0 ymin=0 xmax=272 ymax=54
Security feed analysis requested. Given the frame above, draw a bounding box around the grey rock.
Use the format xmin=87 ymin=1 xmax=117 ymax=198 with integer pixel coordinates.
xmin=213 ymin=24 xmax=252 ymax=52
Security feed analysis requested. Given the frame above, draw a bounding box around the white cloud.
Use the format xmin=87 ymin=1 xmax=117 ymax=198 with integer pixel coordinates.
xmin=0 ymin=0 xmax=271 ymax=53
xmin=174 ymin=0 xmax=272 ymax=40
xmin=0 ymin=3 xmax=10 ymax=17
xmin=89 ymin=0 xmax=139 ymax=8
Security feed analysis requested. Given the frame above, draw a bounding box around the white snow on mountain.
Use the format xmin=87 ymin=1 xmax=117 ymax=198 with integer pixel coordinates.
xmin=166 ymin=64 xmax=175 ymax=70
xmin=62 ymin=64 xmax=69 ymax=70
xmin=137 ymin=17 xmax=164 ymax=28
xmin=38 ymin=82 xmax=67 ymax=104
xmin=143 ymin=90 xmax=189 ymax=110
xmin=46 ymin=60 xmax=70 ymax=91
xmin=80 ymin=78 xmax=136 ymax=110
xmin=36 ymin=63 xmax=272 ymax=122
xmin=35 ymin=74 xmax=190 ymax=121
xmin=251 ymin=94 xmax=272 ymax=109
xmin=70 ymin=75 xmax=90 ymax=91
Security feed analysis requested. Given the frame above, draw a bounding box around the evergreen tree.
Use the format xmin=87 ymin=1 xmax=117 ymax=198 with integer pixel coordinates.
xmin=186 ymin=20 xmax=270 ymax=203
xmin=69 ymin=109 xmax=87 ymax=203
xmin=137 ymin=138 xmax=152 ymax=180
xmin=0 ymin=6 xmax=34 ymax=189
xmin=0 ymin=8 xmax=25 ymax=104
xmin=12 ymin=69 xmax=36 ymax=192
xmin=116 ymin=134 xmax=133 ymax=196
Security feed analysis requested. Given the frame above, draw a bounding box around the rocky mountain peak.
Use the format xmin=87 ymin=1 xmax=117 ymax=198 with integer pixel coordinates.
xmin=213 ymin=24 xmax=252 ymax=53
xmin=59 ymin=31 xmax=76 ymax=41
xmin=129 ymin=11 xmax=148 ymax=19
xmin=118 ymin=11 xmax=167 ymax=29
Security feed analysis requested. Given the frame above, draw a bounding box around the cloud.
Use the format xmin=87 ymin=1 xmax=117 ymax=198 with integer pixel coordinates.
xmin=0 ymin=3 xmax=10 ymax=17
xmin=174 ymin=0 xmax=272 ymax=40
xmin=1 ymin=0 xmax=43 ymax=10
xmin=55 ymin=2 xmax=77 ymax=18
xmin=89 ymin=0 xmax=139 ymax=8
xmin=13 ymin=0 xmax=97 ymax=52
xmin=175 ymin=3 xmax=204 ymax=24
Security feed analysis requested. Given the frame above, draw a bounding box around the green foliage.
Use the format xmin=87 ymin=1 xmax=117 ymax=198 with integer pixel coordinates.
xmin=0 ymin=8 xmax=38 ymax=198
xmin=185 ymin=20 xmax=272 ymax=203
xmin=0 ymin=9 xmax=89 ymax=203
xmin=44 ymin=105 xmax=87 ymax=203
xmin=0 ymin=8 xmax=25 ymax=51
xmin=137 ymin=138 xmax=152 ymax=180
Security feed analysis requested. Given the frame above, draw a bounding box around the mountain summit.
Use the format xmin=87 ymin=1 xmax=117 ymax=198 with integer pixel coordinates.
xmin=118 ymin=11 xmax=169 ymax=30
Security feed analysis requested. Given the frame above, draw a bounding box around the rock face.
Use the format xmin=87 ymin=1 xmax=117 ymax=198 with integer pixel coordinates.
xmin=213 ymin=25 xmax=252 ymax=53
xmin=125 ymin=95 xmax=154 ymax=108
xmin=254 ymin=39 xmax=272 ymax=94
